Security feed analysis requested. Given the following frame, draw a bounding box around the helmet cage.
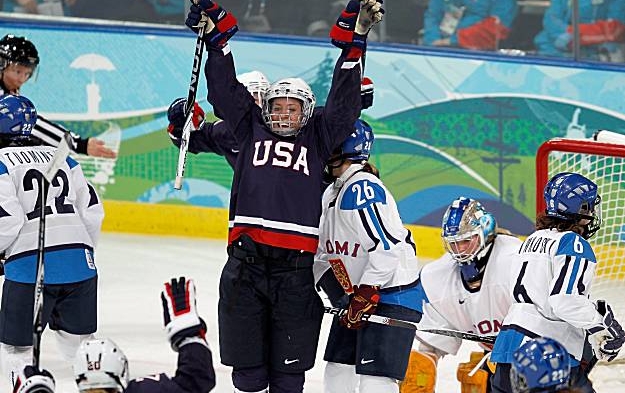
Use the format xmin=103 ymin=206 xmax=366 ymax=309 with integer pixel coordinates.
xmin=442 ymin=198 xmax=496 ymax=264
xmin=263 ymin=78 xmax=315 ymax=137
xmin=544 ymin=172 xmax=602 ymax=239
xmin=237 ymin=70 xmax=270 ymax=106
xmin=510 ymin=337 xmax=571 ymax=393
xmin=73 ymin=339 xmax=129 ymax=393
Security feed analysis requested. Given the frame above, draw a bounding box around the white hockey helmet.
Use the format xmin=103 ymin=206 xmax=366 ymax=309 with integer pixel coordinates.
xmin=237 ymin=70 xmax=270 ymax=106
xmin=263 ymin=77 xmax=316 ymax=136
xmin=73 ymin=338 xmax=129 ymax=393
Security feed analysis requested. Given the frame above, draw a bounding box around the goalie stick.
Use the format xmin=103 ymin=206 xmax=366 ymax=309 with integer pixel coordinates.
xmin=32 ymin=134 xmax=71 ymax=368
xmin=174 ymin=21 xmax=207 ymax=190
xmin=324 ymin=306 xmax=496 ymax=345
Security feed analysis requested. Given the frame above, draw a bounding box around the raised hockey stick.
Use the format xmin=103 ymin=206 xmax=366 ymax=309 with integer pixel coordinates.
xmin=174 ymin=22 xmax=207 ymax=190
xmin=324 ymin=307 xmax=496 ymax=345
xmin=32 ymin=134 xmax=71 ymax=368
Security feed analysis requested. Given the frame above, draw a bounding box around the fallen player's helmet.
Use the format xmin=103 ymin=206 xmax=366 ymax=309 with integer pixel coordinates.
xmin=74 ymin=338 xmax=129 ymax=393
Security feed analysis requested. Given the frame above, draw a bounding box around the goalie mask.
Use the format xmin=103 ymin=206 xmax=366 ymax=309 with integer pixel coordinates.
xmin=263 ymin=77 xmax=315 ymax=137
xmin=0 ymin=94 xmax=37 ymax=140
xmin=237 ymin=70 xmax=270 ymax=107
xmin=543 ymin=172 xmax=602 ymax=239
xmin=73 ymin=338 xmax=129 ymax=393
xmin=0 ymin=35 xmax=39 ymax=73
xmin=442 ymin=197 xmax=496 ymax=283
xmin=510 ymin=337 xmax=570 ymax=393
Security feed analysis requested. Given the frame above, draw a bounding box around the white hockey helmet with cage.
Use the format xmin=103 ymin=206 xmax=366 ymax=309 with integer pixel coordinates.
xmin=263 ymin=77 xmax=316 ymax=136
xmin=237 ymin=70 xmax=270 ymax=105
xmin=73 ymin=338 xmax=129 ymax=393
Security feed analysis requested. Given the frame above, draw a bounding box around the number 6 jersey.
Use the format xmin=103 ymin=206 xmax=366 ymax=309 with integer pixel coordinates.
xmin=491 ymin=228 xmax=602 ymax=362
xmin=0 ymin=145 xmax=104 ymax=284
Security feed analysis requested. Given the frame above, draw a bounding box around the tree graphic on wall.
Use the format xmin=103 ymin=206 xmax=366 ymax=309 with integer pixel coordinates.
xmin=309 ymin=52 xmax=334 ymax=106
xmin=518 ymin=183 xmax=526 ymax=208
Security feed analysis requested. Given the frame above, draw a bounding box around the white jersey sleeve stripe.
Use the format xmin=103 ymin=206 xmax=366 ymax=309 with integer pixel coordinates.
xmin=365 ymin=205 xmax=390 ymax=250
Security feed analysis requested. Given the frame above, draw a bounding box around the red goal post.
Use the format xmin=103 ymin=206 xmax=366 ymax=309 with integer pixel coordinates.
xmin=536 ymin=135 xmax=625 ymax=363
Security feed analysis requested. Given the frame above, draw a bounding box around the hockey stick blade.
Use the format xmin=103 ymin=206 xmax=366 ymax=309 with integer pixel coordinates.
xmin=324 ymin=306 xmax=496 ymax=344
xmin=175 ymin=22 xmax=206 ymax=190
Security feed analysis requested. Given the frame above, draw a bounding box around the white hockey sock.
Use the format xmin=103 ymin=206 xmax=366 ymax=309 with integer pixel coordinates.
xmin=54 ymin=330 xmax=94 ymax=361
xmin=233 ymin=388 xmax=268 ymax=393
xmin=359 ymin=374 xmax=399 ymax=393
xmin=0 ymin=344 xmax=32 ymax=388
xmin=324 ymin=362 xmax=358 ymax=393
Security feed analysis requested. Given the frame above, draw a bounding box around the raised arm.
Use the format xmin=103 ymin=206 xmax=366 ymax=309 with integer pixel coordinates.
xmin=320 ymin=0 xmax=385 ymax=157
xmin=184 ymin=1 xmax=253 ymax=142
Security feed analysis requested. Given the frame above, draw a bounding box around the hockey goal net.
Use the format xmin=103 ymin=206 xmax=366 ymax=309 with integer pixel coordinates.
xmin=536 ymin=134 xmax=625 ymax=370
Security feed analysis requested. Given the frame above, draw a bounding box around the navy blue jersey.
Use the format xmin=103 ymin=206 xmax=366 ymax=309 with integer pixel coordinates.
xmin=204 ymin=47 xmax=362 ymax=253
xmin=170 ymin=120 xmax=238 ymax=169
xmin=126 ymin=343 xmax=215 ymax=393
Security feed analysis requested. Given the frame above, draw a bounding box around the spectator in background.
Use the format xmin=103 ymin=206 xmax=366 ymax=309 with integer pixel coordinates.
xmin=422 ymin=0 xmax=517 ymax=51
xmin=148 ymin=0 xmax=184 ymax=24
xmin=534 ymin=0 xmax=625 ymax=62
xmin=1 ymin=0 xmax=73 ymax=16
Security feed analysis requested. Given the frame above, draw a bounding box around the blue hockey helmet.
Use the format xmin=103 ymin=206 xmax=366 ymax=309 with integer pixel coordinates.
xmin=543 ymin=172 xmax=601 ymax=238
xmin=510 ymin=337 xmax=571 ymax=393
xmin=336 ymin=119 xmax=374 ymax=163
xmin=442 ymin=197 xmax=496 ymax=280
xmin=0 ymin=94 xmax=37 ymax=139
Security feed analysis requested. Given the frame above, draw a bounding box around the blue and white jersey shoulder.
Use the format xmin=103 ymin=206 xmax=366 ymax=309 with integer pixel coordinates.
xmin=0 ymin=145 xmax=104 ymax=284
xmin=316 ymin=170 xmax=421 ymax=308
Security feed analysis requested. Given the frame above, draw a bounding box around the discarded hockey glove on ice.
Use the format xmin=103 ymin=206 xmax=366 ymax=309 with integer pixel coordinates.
xmin=13 ymin=366 xmax=55 ymax=393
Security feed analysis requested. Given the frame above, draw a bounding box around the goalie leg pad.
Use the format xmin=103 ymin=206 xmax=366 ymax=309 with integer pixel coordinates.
xmin=399 ymin=351 xmax=437 ymax=393
xmin=456 ymin=352 xmax=490 ymax=393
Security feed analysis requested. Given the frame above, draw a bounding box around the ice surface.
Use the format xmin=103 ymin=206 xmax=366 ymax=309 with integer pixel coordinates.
xmin=0 ymin=233 xmax=620 ymax=392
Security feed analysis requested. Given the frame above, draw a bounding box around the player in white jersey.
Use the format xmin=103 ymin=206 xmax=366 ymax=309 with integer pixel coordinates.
xmin=314 ymin=119 xmax=422 ymax=393
xmin=490 ymin=172 xmax=625 ymax=393
xmin=0 ymin=95 xmax=104 ymax=388
xmin=0 ymin=34 xmax=115 ymax=158
xmin=401 ymin=197 xmax=521 ymax=393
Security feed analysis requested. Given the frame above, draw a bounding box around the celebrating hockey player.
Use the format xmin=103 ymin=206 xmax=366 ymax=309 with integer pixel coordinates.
xmin=490 ymin=172 xmax=625 ymax=392
xmin=167 ymin=71 xmax=374 ymax=172
xmin=0 ymin=94 xmax=104 ymax=387
xmin=183 ymin=0 xmax=383 ymax=391
xmin=0 ymin=34 xmax=116 ymax=158
xmin=510 ymin=337 xmax=580 ymax=393
xmin=403 ymin=197 xmax=522 ymax=393
xmin=314 ymin=119 xmax=422 ymax=393
xmin=11 ymin=277 xmax=216 ymax=393
xmin=166 ymin=70 xmax=270 ymax=169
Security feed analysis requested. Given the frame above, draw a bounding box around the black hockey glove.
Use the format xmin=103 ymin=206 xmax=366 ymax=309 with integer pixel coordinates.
xmin=186 ymin=0 xmax=238 ymax=49
xmin=588 ymin=300 xmax=625 ymax=362
xmin=13 ymin=366 xmax=55 ymax=393
xmin=167 ymin=98 xmax=205 ymax=141
xmin=161 ymin=277 xmax=208 ymax=351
